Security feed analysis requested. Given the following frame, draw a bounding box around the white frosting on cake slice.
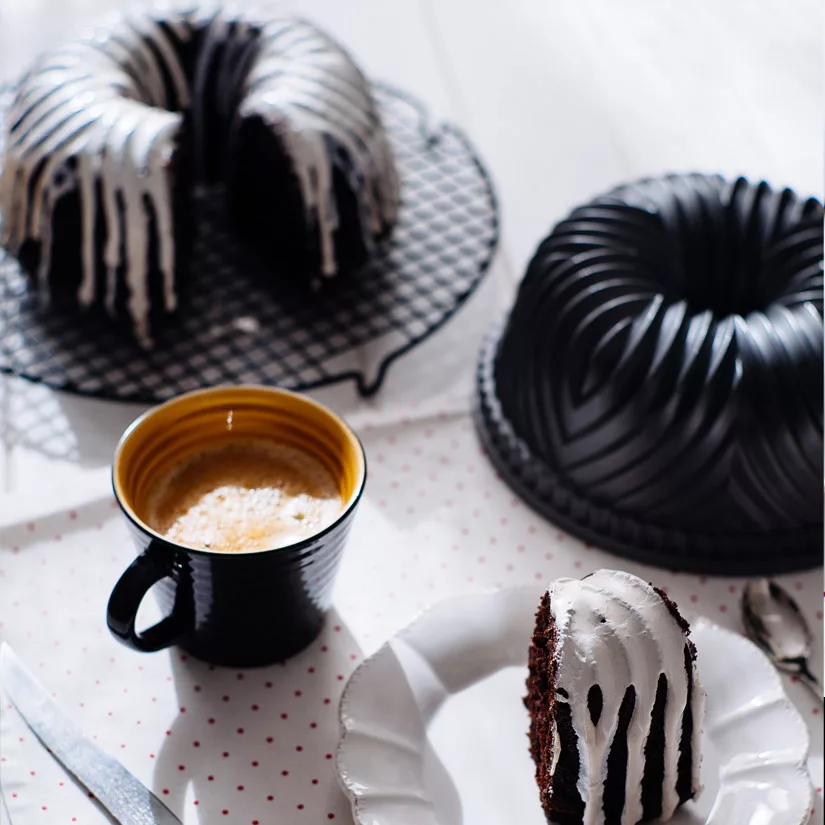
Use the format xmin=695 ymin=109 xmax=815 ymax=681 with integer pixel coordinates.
xmin=547 ymin=569 xmax=704 ymax=825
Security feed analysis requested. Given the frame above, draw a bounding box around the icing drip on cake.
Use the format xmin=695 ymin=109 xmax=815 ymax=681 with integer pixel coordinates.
xmin=0 ymin=3 xmax=399 ymax=345
xmin=547 ymin=570 xmax=704 ymax=825
xmin=0 ymin=10 xmax=192 ymax=344
xmin=236 ymin=13 xmax=399 ymax=277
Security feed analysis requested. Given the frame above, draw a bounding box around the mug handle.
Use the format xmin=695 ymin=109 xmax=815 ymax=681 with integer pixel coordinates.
xmin=107 ymin=542 xmax=193 ymax=652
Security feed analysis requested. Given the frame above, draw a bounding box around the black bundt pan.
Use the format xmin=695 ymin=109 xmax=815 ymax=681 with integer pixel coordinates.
xmin=477 ymin=174 xmax=823 ymax=575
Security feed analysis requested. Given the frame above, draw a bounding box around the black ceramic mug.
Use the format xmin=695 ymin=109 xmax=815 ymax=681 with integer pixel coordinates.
xmin=107 ymin=386 xmax=366 ymax=667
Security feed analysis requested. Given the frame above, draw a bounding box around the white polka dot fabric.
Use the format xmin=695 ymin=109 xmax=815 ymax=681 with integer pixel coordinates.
xmin=1 ymin=414 xmax=823 ymax=823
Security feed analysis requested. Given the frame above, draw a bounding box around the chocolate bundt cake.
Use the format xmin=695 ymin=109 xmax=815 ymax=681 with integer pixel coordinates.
xmin=525 ymin=569 xmax=704 ymax=825
xmin=477 ymin=174 xmax=823 ymax=573
xmin=0 ymin=5 xmax=399 ymax=345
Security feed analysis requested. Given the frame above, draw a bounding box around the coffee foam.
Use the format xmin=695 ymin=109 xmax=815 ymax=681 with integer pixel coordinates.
xmin=146 ymin=437 xmax=343 ymax=552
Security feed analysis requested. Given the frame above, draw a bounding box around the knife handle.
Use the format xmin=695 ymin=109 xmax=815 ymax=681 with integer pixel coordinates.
xmin=107 ymin=543 xmax=193 ymax=652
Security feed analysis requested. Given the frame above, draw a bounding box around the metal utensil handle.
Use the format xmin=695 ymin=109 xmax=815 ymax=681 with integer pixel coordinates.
xmin=0 ymin=644 xmax=182 ymax=824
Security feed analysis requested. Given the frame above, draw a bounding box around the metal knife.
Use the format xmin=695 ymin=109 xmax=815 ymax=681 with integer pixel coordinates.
xmin=0 ymin=642 xmax=181 ymax=824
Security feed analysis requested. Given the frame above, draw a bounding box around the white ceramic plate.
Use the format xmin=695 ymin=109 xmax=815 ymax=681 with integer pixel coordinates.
xmin=337 ymin=586 xmax=812 ymax=825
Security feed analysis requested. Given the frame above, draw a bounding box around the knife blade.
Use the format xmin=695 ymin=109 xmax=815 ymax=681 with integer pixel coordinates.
xmin=0 ymin=643 xmax=181 ymax=824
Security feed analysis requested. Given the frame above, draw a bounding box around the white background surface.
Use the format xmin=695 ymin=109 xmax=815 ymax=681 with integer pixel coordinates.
xmin=0 ymin=1 xmax=822 ymax=823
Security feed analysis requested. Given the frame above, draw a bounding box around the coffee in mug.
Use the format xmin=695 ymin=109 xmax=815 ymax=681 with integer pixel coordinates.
xmin=146 ymin=438 xmax=344 ymax=553
xmin=107 ymin=386 xmax=365 ymax=667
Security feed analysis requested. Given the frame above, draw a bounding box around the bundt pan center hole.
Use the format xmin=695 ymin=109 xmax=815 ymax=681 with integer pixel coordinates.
xmin=620 ymin=177 xmax=812 ymax=320
xmin=672 ymin=191 xmax=785 ymax=319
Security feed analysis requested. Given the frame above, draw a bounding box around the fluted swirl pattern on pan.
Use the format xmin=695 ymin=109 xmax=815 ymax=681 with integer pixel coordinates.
xmin=493 ymin=174 xmax=823 ymax=545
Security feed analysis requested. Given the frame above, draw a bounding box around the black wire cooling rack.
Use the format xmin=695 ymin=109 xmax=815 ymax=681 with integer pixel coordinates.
xmin=0 ymin=84 xmax=499 ymax=402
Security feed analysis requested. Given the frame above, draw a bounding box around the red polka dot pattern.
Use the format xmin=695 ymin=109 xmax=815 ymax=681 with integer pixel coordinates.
xmin=0 ymin=417 xmax=822 ymax=821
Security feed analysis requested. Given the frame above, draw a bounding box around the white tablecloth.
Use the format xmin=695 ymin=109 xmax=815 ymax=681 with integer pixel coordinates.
xmin=1 ymin=417 xmax=823 ymax=824
xmin=0 ymin=0 xmax=822 ymax=823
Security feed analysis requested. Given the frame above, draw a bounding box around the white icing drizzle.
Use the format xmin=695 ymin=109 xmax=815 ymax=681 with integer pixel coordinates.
xmin=1 ymin=13 xmax=185 ymax=345
xmin=77 ymin=151 xmax=96 ymax=305
xmin=547 ymin=569 xmax=704 ymax=825
xmin=0 ymin=2 xmax=399 ymax=345
xmin=232 ymin=9 xmax=399 ymax=277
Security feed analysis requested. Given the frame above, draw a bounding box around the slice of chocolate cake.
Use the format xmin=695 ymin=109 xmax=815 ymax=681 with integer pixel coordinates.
xmin=525 ymin=569 xmax=704 ymax=825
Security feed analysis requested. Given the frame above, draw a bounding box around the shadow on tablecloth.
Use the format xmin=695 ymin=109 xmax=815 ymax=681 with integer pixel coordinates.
xmin=1 ymin=377 xmax=143 ymax=464
xmin=152 ymin=612 xmax=363 ymax=823
xmin=0 ymin=496 xmax=120 ymax=547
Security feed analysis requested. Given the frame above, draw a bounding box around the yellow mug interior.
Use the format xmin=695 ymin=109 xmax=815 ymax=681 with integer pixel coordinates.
xmin=113 ymin=386 xmax=365 ymax=549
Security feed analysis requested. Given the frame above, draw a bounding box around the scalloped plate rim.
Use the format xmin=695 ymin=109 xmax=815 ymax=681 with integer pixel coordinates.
xmin=337 ymin=587 xmax=813 ymax=825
